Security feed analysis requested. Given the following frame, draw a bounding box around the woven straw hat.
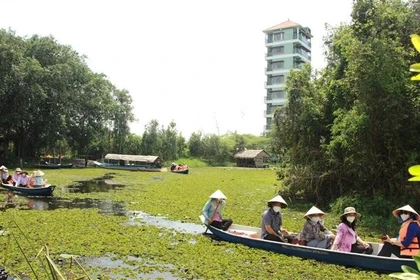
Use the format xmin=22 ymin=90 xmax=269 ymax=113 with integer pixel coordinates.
xmin=392 ymin=205 xmax=419 ymax=219
xmin=33 ymin=170 xmax=45 ymax=177
xmin=209 ymin=189 xmax=227 ymax=199
xmin=304 ymin=206 xmax=326 ymax=219
xmin=267 ymin=195 xmax=288 ymax=208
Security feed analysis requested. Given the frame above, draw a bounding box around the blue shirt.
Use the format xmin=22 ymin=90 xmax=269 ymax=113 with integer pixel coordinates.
xmin=400 ymin=222 xmax=420 ymax=248
xmin=202 ymin=199 xmax=226 ymax=225
xmin=261 ymin=208 xmax=282 ymax=238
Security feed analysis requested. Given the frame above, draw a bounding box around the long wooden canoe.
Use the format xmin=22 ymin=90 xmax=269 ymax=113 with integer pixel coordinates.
xmin=203 ymin=220 xmax=415 ymax=273
xmin=1 ymin=183 xmax=55 ymax=196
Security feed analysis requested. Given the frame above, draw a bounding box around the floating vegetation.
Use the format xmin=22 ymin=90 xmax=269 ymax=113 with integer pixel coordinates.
xmin=0 ymin=168 xmax=390 ymax=279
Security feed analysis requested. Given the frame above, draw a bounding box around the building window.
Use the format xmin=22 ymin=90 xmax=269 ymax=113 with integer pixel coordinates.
xmin=272 ymin=46 xmax=284 ymax=55
xmin=271 ymin=76 xmax=284 ymax=84
xmin=273 ymin=32 xmax=284 ymax=41
xmin=272 ymin=61 xmax=284 ymax=70
xmin=272 ymin=91 xmax=286 ymax=99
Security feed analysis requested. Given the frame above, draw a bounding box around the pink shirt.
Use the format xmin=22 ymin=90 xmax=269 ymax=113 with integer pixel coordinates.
xmin=213 ymin=211 xmax=222 ymax=222
xmin=333 ymin=223 xmax=358 ymax=252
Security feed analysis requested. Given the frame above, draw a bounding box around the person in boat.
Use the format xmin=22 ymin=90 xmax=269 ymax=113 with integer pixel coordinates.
xmin=15 ymin=171 xmax=30 ymax=188
xmin=377 ymin=205 xmax=420 ymax=258
xmin=261 ymin=195 xmax=289 ymax=242
xmin=11 ymin=168 xmax=21 ymax=185
xmin=170 ymin=162 xmax=177 ymax=171
xmin=331 ymin=207 xmax=373 ymax=254
xmin=0 ymin=166 xmax=9 ymax=184
xmin=202 ymin=189 xmax=233 ymax=231
xmin=30 ymin=170 xmax=47 ymax=187
xmin=297 ymin=206 xmax=335 ymax=248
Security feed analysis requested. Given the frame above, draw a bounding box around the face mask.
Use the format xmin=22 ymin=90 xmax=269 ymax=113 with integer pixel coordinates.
xmin=400 ymin=214 xmax=410 ymax=221
xmin=272 ymin=206 xmax=281 ymax=213
xmin=346 ymin=216 xmax=355 ymax=223
xmin=310 ymin=216 xmax=320 ymax=223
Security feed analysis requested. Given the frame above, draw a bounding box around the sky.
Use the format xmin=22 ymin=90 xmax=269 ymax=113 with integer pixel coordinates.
xmin=0 ymin=0 xmax=354 ymax=138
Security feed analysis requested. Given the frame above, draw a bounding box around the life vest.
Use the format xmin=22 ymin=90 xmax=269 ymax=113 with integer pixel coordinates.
xmin=399 ymin=219 xmax=420 ymax=256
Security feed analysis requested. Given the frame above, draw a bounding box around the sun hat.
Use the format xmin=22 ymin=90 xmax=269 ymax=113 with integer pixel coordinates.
xmin=304 ymin=206 xmax=325 ymax=219
xmin=33 ymin=170 xmax=45 ymax=177
xmin=392 ymin=205 xmax=419 ymax=219
xmin=267 ymin=195 xmax=288 ymax=208
xmin=15 ymin=168 xmax=22 ymax=172
xmin=340 ymin=207 xmax=361 ymax=218
xmin=20 ymin=171 xmax=28 ymax=175
xmin=209 ymin=189 xmax=227 ymax=199
xmin=0 ymin=165 xmax=6 ymax=170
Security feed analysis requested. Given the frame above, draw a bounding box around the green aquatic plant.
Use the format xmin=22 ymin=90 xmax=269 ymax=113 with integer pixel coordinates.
xmin=389 ymin=256 xmax=420 ymax=279
xmin=0 ymin=168 xmax=392 ymax=279
xmin=410 ymin=34 xmax=420 ymax=81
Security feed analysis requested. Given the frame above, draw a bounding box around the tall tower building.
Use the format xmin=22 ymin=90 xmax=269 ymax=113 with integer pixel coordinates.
xmin=263 ymin=20 xmax=312 ymax=133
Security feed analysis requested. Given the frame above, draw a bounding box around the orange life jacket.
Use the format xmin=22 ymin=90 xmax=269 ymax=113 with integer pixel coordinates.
xmin=399 ymin=219 xmax=420 ymax=256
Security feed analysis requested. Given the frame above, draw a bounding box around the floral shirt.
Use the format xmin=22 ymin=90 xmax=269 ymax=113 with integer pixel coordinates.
xmin=298 ymin=220 xmax=332 ymax=241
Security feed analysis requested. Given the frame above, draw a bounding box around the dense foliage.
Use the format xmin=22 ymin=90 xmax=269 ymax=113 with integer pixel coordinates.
xmin=0 ymin=29 xmax=134 ymax=161
xmin=272 ymin=0 xmax=420 ymax=208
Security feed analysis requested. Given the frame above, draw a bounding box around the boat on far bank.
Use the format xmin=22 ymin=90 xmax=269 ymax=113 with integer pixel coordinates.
xmin=38 ymin=161 xmax=73 ymax=169
xmin=93 ymin=154 xmax=167 ymax=172
xmin=170 ymin=163 xmax=189 ymax=174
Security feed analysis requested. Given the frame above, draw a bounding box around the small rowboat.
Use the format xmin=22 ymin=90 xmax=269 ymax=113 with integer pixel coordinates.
xmin=1 ymin=183 xmax=55 ymax=196
xmin=201 ymin=217 xmax=416 ymax=273
xmin=171 ymin=168 xmax=189 ymax=174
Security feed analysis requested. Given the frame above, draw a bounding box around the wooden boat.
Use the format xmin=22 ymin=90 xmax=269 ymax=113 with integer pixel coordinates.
xmin=171 ymin=168 xmax=189 ymax=174
xmin=38 ymin=162 xmax=73 ymax=169
xmin=170 ymin=163 xmax=189 ymax=174
xmin=202 ymin=219 xmax=416 ymax=273
xmin=1 ymin=183 xmax=55 ymax=196
xmin=93 ymin=154 xmax=167 ymax=172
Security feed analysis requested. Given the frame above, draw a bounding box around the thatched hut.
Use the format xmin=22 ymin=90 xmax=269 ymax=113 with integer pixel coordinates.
xmin=233 ymin=150 xmax=270 ymax=168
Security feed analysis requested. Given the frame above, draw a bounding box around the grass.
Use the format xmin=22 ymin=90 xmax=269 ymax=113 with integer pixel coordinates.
xmin=0 ymin=167 xmax=391 ymax=279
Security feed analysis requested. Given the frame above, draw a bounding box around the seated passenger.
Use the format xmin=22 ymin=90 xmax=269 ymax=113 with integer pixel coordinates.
xmin=297 ymin=206 xmax=335 ymax=248
xmin=16 ymin=171 xmax=30 ymax=188
xmin=331 ymin=207 xmax=373 ymax=254
xmin=11 ymin=168 xmax=21 ymax=185
xmin=31 ymin=170 xmax=47 ymax=187
xmin=202 ymin=189 xmax=233 ymax=231
xmin=378 ymin=205 xmax=420 ymax=258
xmin=261 ymin=195 xmax=289 ymax=242
xmin=0 ymin=166 xmax=9 ymax=184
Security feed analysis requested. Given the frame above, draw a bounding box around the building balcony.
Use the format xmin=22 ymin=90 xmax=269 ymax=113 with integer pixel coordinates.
xmin=265 ymin=67 xmax=289 ymax=75
xmin=265 ymin=52 xmax=288 ymax=61
xmin=292 ymin=34 xmax=311 ymax=48
xmin=264 ymin=82 xmax=286 ymax=90
xmin=265 ymin=96 xmax=288 ymax=106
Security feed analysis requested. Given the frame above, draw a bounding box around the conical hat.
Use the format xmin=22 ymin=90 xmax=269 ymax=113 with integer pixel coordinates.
xmin=304 ymin=206 xmax=325 ymax=219
xmin=33 ymin=170 xmax=45 ymax=177
xmin=392 ymin=205 xmax=419 ymax=218
xmin=209 ymin=189 xmax=227 ymax=199
xmin=267 ymin=195 xmax=288 ymax=207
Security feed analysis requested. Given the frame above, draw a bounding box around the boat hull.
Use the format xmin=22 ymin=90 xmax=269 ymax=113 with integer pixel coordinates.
xmin=1 ymin=183 xmax=55 ymax=196
xmin=208 ymin=224 xmax=416 ymax=273
xmin=171 ymin=169 xmax=189 ymax=174
xmin=93 ymin=162 xmax=167 ymax=172
xmin=38 ymin=163 xmax=73 ymax=169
